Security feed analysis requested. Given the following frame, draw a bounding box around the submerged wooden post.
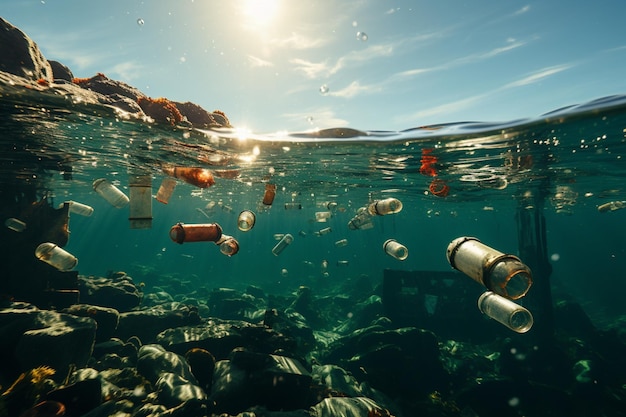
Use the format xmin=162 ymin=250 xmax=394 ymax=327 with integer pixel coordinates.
xmin=515 ymin=186 xmax=554 ymax=341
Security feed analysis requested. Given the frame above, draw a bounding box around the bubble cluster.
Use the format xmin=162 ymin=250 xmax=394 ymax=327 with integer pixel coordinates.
xmin=137 ymin=18 xmax=145 ymax=26
xmin=356 ymin=31 xmax=368 ymax=41
xmin=319 ymin=84 xmax=329 ymax=95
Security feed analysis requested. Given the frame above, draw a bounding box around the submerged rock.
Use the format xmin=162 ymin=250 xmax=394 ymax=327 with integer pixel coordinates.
xmin=62 ymin=304 xmax=120 ymax=342
xmin=155 ymin=317 xmax=298 ymax=360
xmin=0 ymin=305 xmax=96 ymax=381
xmin=78 ymin=272 xmax=142 ymax=312
xmin=209 ymin=349 xmax=312 ymax=415
xmin=115 ymin=303 xmax=202 ymax=343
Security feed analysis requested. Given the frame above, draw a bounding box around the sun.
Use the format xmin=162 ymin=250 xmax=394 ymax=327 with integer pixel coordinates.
xmin=241 ymin=0 xmax=280 ymax=27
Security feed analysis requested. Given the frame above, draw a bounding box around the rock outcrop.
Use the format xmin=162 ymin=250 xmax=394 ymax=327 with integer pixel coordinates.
xmin=0 ymin=17 xmax=53 ymax=82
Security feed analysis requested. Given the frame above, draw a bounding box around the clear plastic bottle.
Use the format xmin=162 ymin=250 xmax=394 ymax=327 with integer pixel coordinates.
xmin=272 ymin=233 xmax=293 ymax=256
xmin=62 ymin=201 xmax=94 ymax=217
xmin=93 ymin=178 xmax=130 ymax=208
xmin=216 ymin=234 xmax=239 ymax=256
xmin=237 ymin=210 xmax=256 ymax=232
xmin=335 ymin=238 xmax=348 ymax=247
xmin=156 ymin=178 xmax=177 ymax=204
xmin=35 ymin=242 xmax=78 ymax=271
xmin=368 ymin=198 xmax=403 ymax=216
xmin=5 ymin=217 xmax=26 ymax=232
xmin=478 ymin=291 xmax=534 ymax=333
xmin=383 ymin=239 xmax=408 ymax=260
xmin=446 ymin=236 xmax=532 ymax=300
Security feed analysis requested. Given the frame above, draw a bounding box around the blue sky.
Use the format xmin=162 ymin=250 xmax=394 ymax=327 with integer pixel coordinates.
xmin=2 ymin=0 xmax=625 ymax=132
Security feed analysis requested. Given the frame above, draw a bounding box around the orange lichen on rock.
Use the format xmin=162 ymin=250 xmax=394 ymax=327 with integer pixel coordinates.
xmin=72 ymin=72 xmax=107 ymax=85
xmin=137 ymin=96 xmax=184 ymax=125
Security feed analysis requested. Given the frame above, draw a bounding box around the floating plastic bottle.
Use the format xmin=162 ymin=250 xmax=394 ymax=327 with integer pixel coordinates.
xmin=321 ymin=259 xmax=329 ymax=277
xmin=318 ymin=227 xmax=332 ymax=235
xmin=336 ymin=260 xmax=350 ymax=267
xmin=5 ymin=217 xmax=26 ymax=232
xmin=263 ymin=183 xmax=277 ymax=206
xmin=237 ymin=210 xmax=256 ymax=232
xmin=348 ymin=207 xmax=373 ymax=230
xmin=383 ymin=239 xmax=408 ymax=260
xmin=61 ymin=200 xmax=94 ymax=217
xmin=284 ymin=202 xmax=302 ymax=210
xmin=156 ymin=178 xmax=177 ymax=204
xmin=163 ymin=166 xmax=215 ymax=188
xmin=169 ymin=223 xmax=222 ymax=244
xmin=478 ymin=291 xmax=534 ymax=333
xmin=446 ymin=237 xmax=532 ymax=300
xmin=93 ymin=178 xmax=130 ymax=208
xmin=216 ymin=234 xmax=239 ymax=256
xmin=272 ymin=233 xmax=293 ymax=256
xmin=335 ymin=238 xmax=348 ymax=247
xmin=368 ymin=198 xmax=403 ymax=216
xmin=597 ymin=201 xmax=626 ymax=212
xmin=315 ymin=211 xmax=332 ymax=222
xmin=321 ymin=201 xmax=338 ymax=211
xmin=35 ymin=242 xmax=78 ymax=271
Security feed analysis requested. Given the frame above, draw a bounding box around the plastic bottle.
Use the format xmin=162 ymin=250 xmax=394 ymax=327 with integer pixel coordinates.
xmin=284 ymin=202 xmax=302 ymax=210
xmin=478 ymin=291 xmax=534 ymax=333
xmin=5 ymin=217 xmax=26 ymax=232
xmin=163 ymin=166 xmax=215 ymax=188
xmin=156 ymin=178 xmax=177 ymax=204
xmin=335 ymin=238 xmax=348 ymax=247
xmin=263 ymin=183 xmax=277 ymax=205
xmin=93 ymin=178 xmax=129 ymax=208
xmin=318 ymin=227 xmax=332 ymax=235
xmin=62 ymin=201 xmax=94 ymax=217
xmin=216 ymin=234 xmax=239 ymax=256
xmin=169 ymin=223 xmax=223 ymax=244
xmin=315 ymin=211 xmax=332 ymax=222
xmin=347 ymin=207 xmax=373 ymax=230
xmin=237 ymin=210 xmax=256 ymax=232
xmin=383 ymin=239 xmax=408 ymax=260
xmin=272 ymin=233 xmax=293 ymax=256
xmin=35 ymin=242 xmax=78 ymax=271
xmin=446 ymin=236 xmax=532 ymax=300
xmin=368 ymin=198 xmax=403 ymax=216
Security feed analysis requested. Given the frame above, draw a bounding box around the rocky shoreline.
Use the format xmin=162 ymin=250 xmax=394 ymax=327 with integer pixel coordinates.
xmin=0 ymin=16 xmax=231 ymax=131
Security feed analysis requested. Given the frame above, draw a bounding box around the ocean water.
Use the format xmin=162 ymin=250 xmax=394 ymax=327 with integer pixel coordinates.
xmin=2 ymin=82 xmax=626 ymax=328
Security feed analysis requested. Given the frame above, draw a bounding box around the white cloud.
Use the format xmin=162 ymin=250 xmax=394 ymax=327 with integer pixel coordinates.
xmin=391 ymin=40 xmax=527 ymax=81
xmin=290 ymin=43 xmax=394 ymax=79
xmin=329 ymin=80 xmax=380 ymax=98
xmin=504 ymin=64 xmax=572 ymax=88
xmin=397 ymin=63 xmax=573 ymax=124
xmin=514 ymin=5 xmax=531 ymax=16
xmin=248 ymin=55 xmax=274 ymax=68
xmin=271 ymin=32 xmax=330 ymax=50
xmin=107 ymin=61 xmax=144 ymax=82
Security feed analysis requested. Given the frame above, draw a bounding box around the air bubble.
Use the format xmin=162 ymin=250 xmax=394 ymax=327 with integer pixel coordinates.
xmin=357 ymin=31 xmax=368 ymax=41
xmin=137 ymin=18 xmax=145 ymax=26
xmin=306 ymin=116 xmax=314 ymax=124
xmin=319 ymin=84 xmax=329 ymax=95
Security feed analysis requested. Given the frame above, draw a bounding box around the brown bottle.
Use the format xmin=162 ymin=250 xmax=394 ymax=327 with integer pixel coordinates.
xmin=169 ymin=223 xmax=223 ymax=244
xmin=262 ymin=183 xmax=277 ymax=205
xmin=163 ymin=166 xmax=215 ymax=188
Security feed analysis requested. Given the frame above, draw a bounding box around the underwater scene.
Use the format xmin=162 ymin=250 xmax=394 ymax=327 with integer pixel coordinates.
xmin=1 ymin=4 xmax=626 ymax=417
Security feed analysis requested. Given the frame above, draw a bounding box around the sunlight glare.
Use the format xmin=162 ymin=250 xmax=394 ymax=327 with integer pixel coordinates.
xmin=241 ymin=0 xmax=280 ymax=27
